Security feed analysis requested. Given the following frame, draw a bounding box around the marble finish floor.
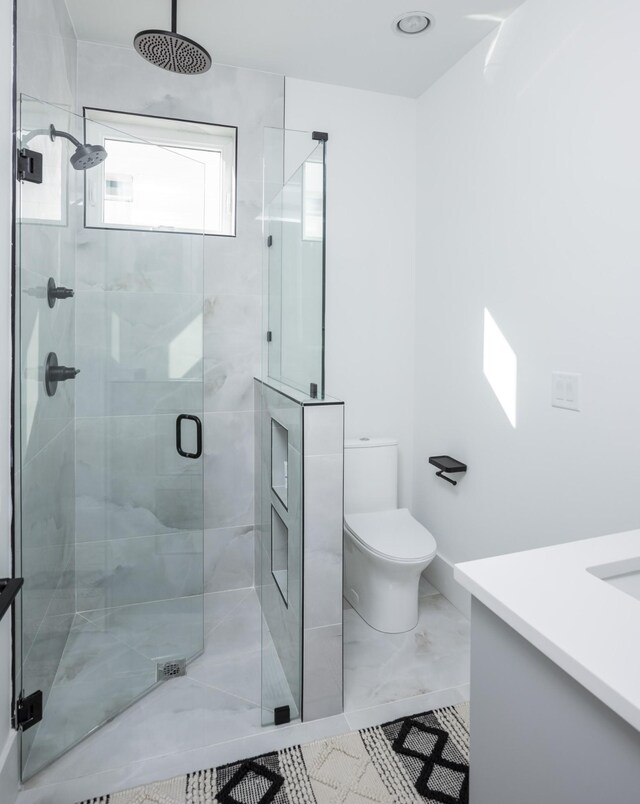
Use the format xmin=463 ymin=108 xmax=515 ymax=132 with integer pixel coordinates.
xmin=18 ymin=580 xmax=470 ymax=804
xmin=344 ymin=578 xmax=470 ymax=716
xmin=22 ymin=588 xmax=294 ymax=787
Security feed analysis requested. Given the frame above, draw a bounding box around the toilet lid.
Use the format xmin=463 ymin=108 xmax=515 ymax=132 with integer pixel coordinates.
xmin=345 ymin=508 xmax=437 ymax=561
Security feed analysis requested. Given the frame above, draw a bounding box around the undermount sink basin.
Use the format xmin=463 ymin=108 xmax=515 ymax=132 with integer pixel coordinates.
xmin=588 ymin=557 xmax=640 ymax=604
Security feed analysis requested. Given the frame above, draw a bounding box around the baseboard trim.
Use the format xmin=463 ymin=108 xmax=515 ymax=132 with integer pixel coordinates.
xmin=424 ymin=553 xmax=470 ymax=618
xmin=0 ymin=730 xmax=19 ymax=804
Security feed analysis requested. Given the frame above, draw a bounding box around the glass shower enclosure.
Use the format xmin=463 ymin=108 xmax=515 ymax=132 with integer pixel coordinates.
xmin=15 ymin=96 xmax=206 ymax=779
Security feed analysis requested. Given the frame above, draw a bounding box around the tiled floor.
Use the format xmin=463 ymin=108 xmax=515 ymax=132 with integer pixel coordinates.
xmin=343 ymin=577 xmax=470 ymax=722
xmin=21 ymin=590 xmax=285 ymax=792
xmin=17 ymin=579 xmax=470 ymax=804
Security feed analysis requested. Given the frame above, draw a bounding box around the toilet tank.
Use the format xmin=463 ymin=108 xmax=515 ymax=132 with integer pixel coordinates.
xmin=344 ymin=437 xmax=398 ymax=514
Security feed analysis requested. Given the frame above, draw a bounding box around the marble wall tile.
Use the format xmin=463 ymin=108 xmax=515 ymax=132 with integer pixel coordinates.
xmin=303 ymin=453 xmax=344 ymax=631
xmin=77 ymin=43 xmax=284 ymax=185
xmin=302 ymin=624 xmax=343 ymax=722
xmin=75 ymin=530 xmax=203 ymax=613
xmin=303 ymin=404 xmax=345 ymax=457
xmin=204 ymin=411 xmax=254 ymax=530
xmin=76 ymin=228 xmax=204 ymax=295
xmin=204 ymin=526 xmax=254 ymax=593
xmin=203 ymin=294 xmax=261 ymax=354
xmin=18 ymin=214 xmax=77 ymax=286
xmin=76 ymin=414 xmax=203 ymax=541
xmin=301 ymin=403 xmax=344 ymax=717
xmin=203 ymin=292 xmax=260 ymax=414
xmin=17 ymin=0 xmax=77 ymax=106
xmin=21 ymin=422 xmax=75 ymax=658
xmin=75 ymin=290 xmax=203 ymax=418
xmin=204 ymin=181 xmax=264 ymax=297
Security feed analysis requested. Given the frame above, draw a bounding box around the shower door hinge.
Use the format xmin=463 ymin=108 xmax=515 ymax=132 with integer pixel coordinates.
xmin=17 ymin=148 xmax=43 ymax=184
xmin=311 ymin=131 xmax=328 ymax=142
xmin=16 ymin=690 xmax=43 ymax=731
xmin=267 ymin=235 xmax=273 ymax=247
xmin=266 ymin=330 xmax=272 ymax=342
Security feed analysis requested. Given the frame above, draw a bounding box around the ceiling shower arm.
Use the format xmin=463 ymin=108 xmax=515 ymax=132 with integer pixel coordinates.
xmin=171 ymin=0 xmax=177 ymax=32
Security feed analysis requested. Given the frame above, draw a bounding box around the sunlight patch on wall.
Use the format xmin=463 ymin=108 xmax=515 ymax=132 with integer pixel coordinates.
xmin=483 ymin=308 xmax=517 ymax=427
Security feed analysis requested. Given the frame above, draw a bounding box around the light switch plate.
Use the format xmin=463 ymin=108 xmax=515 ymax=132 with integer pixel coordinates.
xmin=552 ymin=372 xmax=580 ymax=411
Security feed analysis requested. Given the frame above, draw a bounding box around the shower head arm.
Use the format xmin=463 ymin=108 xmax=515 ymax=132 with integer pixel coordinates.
xmin=49 ymin=125 xmax=82 ymax=150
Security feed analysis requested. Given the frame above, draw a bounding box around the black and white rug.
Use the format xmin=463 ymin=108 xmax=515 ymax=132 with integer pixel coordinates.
xmin=80 ymin=702 xmax=469 ymax=804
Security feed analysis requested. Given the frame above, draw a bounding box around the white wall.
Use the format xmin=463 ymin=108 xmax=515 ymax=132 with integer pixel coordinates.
xmin=413 ymin=0 xmax=640 ymax=572
xmin=285 ymin=79 xmax=417 ymax=506
xmin=0 ymin=0 xmax=15 ymax=796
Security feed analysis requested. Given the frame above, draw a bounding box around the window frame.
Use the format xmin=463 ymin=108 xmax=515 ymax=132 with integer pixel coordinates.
xmin=83 ymin=106 xmax=238 ymax=238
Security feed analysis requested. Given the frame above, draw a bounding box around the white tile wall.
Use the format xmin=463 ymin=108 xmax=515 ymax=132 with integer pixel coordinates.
xmin=302 ymin=403 xmax=344 ymax=719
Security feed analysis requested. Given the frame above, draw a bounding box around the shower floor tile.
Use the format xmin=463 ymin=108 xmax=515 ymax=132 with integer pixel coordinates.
xmin=21 ymin=589 xmax=275 ymax=789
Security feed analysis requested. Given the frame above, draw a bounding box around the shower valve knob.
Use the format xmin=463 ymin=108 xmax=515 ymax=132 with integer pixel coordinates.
xmin=47 ymin=278 xmax=74 ymax=308
xmin=45 ymin=352 xmax=80 ymax=397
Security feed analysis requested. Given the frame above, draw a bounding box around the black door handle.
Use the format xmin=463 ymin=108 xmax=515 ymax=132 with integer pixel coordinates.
xmin=176 ymin=414 xmax=202 ymax=459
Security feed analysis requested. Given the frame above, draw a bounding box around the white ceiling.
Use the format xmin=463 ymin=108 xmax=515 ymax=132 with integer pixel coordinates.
xmin=65 ymin=0 xmax=526 ymax=98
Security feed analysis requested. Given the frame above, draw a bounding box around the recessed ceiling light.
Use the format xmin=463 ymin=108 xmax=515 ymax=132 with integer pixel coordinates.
xmin=393 ymin=11 xmax=432 ymax=36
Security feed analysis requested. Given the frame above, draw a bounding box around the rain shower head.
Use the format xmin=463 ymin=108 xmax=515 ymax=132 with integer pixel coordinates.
xmin=49 ymin=125 xmax=108 ymax=171
xmin=134 ymin=0 xmax=212 ymax=75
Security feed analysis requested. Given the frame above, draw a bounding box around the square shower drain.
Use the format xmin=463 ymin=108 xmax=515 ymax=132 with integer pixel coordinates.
xmin=157 ymin=658 xmax=186 ymax=681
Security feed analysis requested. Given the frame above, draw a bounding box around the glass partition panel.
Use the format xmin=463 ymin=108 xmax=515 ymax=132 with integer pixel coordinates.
xmin=16 ymin=96 xmax=205 ymax=779
xmin=264 ymin=140 xmax=326 ymax=399
xmin=256 ymin=381 xmax=303 ymax=725
xmin=258 ymin=131 xmax=327 ymax=725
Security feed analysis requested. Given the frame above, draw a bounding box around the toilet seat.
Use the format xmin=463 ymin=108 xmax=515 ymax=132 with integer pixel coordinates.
xmin=344 ymin=508 xmax=437 ymax=563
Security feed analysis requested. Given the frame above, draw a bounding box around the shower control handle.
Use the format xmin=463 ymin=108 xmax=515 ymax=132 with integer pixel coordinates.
xmin=45 ymin=352 xmax=80 ymax=397
xmin=176 ymin=414 xmax=202 ymax=459
xmin=48 ymin=278 xmax=74 ymax=308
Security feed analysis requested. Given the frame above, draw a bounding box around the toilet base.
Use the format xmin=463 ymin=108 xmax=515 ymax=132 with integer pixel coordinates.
xmin=344 ymin=528 xmax=434 ymax=634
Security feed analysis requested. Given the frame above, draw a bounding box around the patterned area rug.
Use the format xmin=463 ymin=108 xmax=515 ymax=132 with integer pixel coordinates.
xmin=79 ymin=702 xmax=469 ymax=804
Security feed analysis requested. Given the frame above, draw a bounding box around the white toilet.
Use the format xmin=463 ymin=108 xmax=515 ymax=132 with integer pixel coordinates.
xmin=344 ymin=437 xmax=437 ymax=633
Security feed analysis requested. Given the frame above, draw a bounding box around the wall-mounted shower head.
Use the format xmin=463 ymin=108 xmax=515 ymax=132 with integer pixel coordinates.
xmin=49 ymin=125 xmax=107 ymax=171
xmin=134 ymin=0 xmax=212 ymax=75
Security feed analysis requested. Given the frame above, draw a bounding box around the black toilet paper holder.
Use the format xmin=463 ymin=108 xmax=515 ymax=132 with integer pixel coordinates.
xmin=429 ymin=456 xmax=467 ymax=486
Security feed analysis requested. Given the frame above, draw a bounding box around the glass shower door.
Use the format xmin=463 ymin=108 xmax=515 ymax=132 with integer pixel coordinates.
xmin=16 ymin=97 xmax=206 ymax=779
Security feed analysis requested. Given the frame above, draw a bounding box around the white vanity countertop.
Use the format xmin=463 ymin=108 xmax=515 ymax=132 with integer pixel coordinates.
xmin=454 ymin=530 xmax=640 ymax=732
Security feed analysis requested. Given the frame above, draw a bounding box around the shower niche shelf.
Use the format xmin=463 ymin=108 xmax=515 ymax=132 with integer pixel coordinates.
xmin=271 ymin=419 xmax=289 ymax=509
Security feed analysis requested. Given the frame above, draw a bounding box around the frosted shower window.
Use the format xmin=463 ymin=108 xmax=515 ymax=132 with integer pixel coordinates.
xmin=84 ymin=108 xmax=236 ymax=235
